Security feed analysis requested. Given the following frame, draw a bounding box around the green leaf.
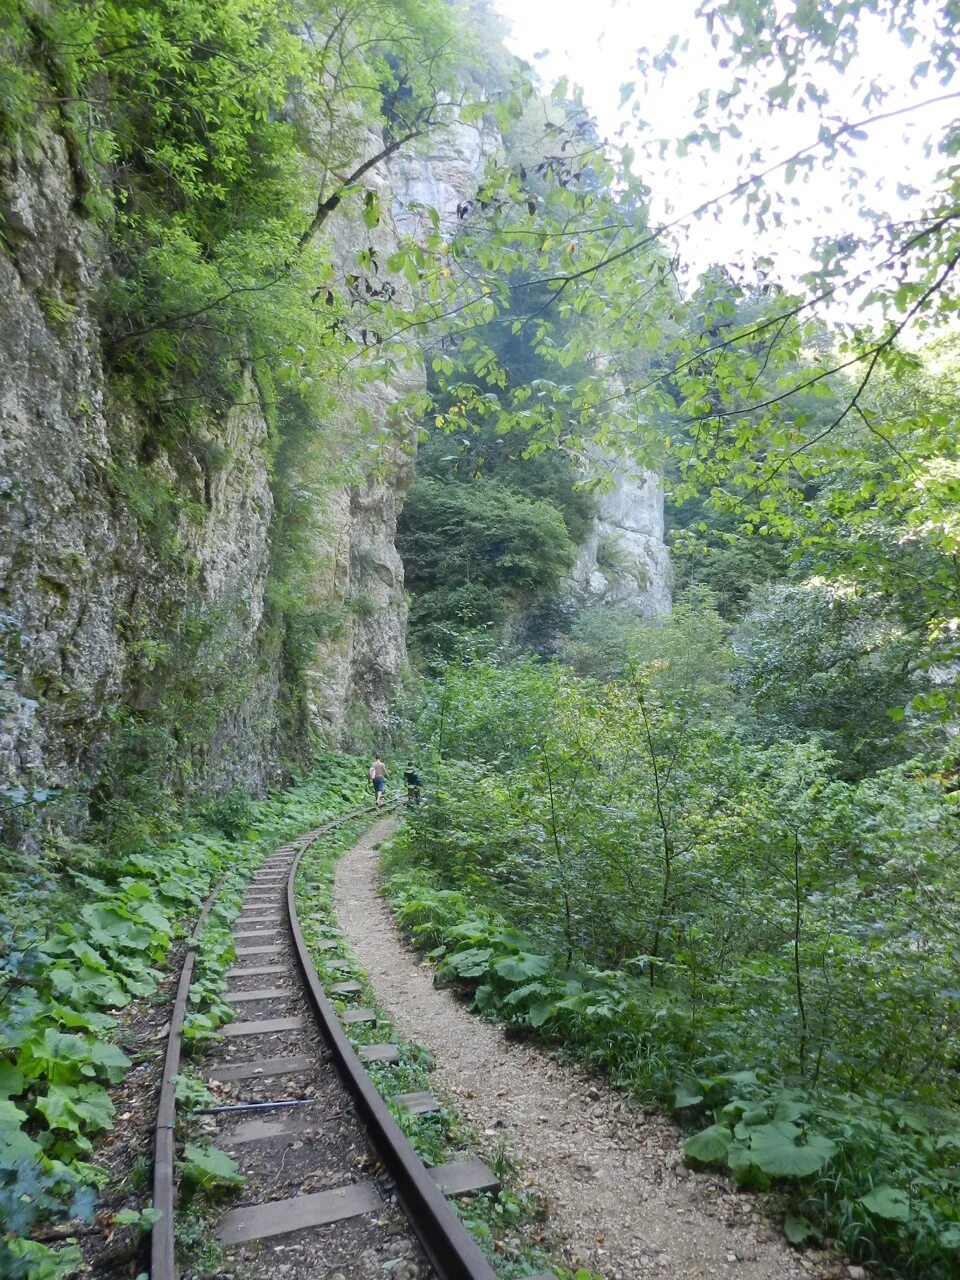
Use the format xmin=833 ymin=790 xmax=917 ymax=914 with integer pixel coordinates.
xmin=0 ymin=1062 xmax=24 ymax=1099
xmin=181 ymin=1143 xmax=245 ymax=1189
xmin=115 ymin=1206 xmax=164 ymax=1229
xmin=35 ymin=1083 xmax=115 ymax=1135
xmin=726 ymin=1141 xmax=771 ymax=1189
xmin=492 ymin=952 xmax=552 ymax=981
xmin=473 ymin=983 xmax=497 ymax=1012
xmin=684 ymin=1123 xmax=732 ymax=1165
xmin=674 ymin=1082 xmax=704 ymax=1108
xmin=501 ymin=980 xmax=548 ymax=1007
xmin=745 ymin=1121 xmax=837 ymax=1178
xmin=0 ymin=1099 xmax=41 ymax=1163
xmin=362 ymin=190 xmax=380 ymax=229
xmin=859 ymin=1184 xmax=911 ymax=1221
xmin=784 ymin=1208 xmax=818 ymax=1243
xmin=527 ymin=999 xmax=554 ymax=1027
xmin=442 ymin=947 xmax=493 ymax=978
xmin=89 ymin=1041 xmax=132 ymax=1082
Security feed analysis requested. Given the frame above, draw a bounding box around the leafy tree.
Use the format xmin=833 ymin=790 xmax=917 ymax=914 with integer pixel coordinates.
xmin=735 ymin=579 xmax=937 ymax=776
xmin=399 ymin=476 xmax=574 ymax=652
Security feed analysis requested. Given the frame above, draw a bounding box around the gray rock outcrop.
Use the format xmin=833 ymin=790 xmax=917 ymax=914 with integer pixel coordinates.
xmin=0 ymin=108 xmax=420 ymax=818
xmin=571 ymin=462 xmax=672 ymax=616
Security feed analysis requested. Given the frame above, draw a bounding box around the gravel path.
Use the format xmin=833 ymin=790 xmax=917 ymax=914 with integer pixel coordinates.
xmin=333 ymin=820 xmax=850 ymax=1280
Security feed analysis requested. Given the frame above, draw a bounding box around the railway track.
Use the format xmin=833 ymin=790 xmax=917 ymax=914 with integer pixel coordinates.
xmin=151 ymin=805 xmax=505 ymax=1280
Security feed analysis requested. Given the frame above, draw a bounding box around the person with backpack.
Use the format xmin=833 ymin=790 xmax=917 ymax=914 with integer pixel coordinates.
xmin=368 ymin=756 xmax=388 ymax=806
xmin=403 ymin=759 xmax=422 ymax=806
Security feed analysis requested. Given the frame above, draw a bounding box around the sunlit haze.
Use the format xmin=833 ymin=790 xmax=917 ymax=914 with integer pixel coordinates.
xmin=492 ymin=0 xmax=955 ymax=310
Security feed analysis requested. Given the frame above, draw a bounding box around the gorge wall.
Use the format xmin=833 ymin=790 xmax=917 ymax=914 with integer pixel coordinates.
xmin=0 ymin=23 xmax=671 ymax=831
xmin=571 ymin=463 xmax=672 ymax=617
xmin=0 ymin=110 xmax=420 ymax=820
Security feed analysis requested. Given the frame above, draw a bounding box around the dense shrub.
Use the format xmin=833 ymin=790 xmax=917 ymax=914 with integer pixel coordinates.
xmin=394 ymin=649 xmax=960 ymax=1276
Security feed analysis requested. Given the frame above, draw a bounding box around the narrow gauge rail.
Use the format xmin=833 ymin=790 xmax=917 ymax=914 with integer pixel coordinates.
xmin=151 ymin=805 xmax=503 ymax=1280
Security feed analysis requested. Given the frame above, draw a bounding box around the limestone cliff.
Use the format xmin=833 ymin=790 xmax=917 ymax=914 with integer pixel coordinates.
xmin=0 ymin=111 xmax=418 ymax=820
xmin=389 ymin=113 xmax=673 ymax=627
xmin=571 ymin=463 xmax=672 ymax=616
xmin=0 ymin=58 xmax=671 ymax=828
xmin=1 ymin=120 xmax=284 ymax=812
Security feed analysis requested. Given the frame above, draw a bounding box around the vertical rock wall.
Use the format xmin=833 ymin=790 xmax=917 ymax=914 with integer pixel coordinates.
xmin=0 ymin=111 xmax=420 ymax=812
xmin=0 ymin=124 xmax=286 ymax=810
xmin=0 ymin=86 xmax=672 ymax=817
xmin=571 ymin=462 xmax=672 ymax=616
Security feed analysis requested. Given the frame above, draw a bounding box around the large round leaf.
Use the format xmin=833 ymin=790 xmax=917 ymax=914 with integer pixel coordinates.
xmin=684 ymin=1123 xmax=732 ymax=1165
xmin=859 ymin=1185 xmax=911 ymax=1221
xmin=746 ymin=1121 xmax=837 ymax=1178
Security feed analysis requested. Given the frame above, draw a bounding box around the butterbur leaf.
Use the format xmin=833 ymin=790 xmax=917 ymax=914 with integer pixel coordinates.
xmin=36 ymin=1083 xmax=115 ymax=1135
xmin=784 ymin=1208 xmax=818 ymax=1243
xmin=859 ymin=1184 xmax=911 ymax=1221
xmin=674 ymin=1082 xmax=704 ymax=1108
xmin=89 ymin=1041 xmax=131 ymax=1082
xmin=0 ymin=1062 xmax=24 ymax=1099
xmin=501 ymin=980 xmax=548 ymax=1007
xmin=723 ymin=1070 xmax=759 ymax=1085
xmin=527 ymin=999 xmax=554 ymax=1027
xmin=472 ymin=983 xmax=496 ymax=1013
xmin=441 ymin=947 xmax=492 ymax=978
xmin=746 ymin=1121 xmax=836 ymax=1178
xmin=69 ymin=1184 xmax=98 ymax=1223
xmin=493 ymin=952 xmax=551 ymax=981
xmin=727 ymin=1141 xmax=771 ymax=1189
xmin=684 ymin=1123 xmax=732 ymax=1165
xmin=181 ymin=1142 xmax=245 ymax=1189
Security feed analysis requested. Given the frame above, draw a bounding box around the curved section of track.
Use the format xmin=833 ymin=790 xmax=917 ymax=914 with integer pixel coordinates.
xmin=152 ymin=806 xmax=500 ymax=1280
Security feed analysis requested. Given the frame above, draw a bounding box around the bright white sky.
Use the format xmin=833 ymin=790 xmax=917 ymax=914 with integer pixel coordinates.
xmin=491 ymin=0 xmax=955 ymax=308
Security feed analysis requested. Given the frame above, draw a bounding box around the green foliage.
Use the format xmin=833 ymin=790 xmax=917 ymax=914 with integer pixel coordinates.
xmin=0 ymin=755 xmax=370 ymax=1268
xmin=392 ymin=647 xmax=960 ymax=1276
xmin=415 ymin=400 xmax=597 ymax=546
xmin=400 ymin=477 xmax=575 ymax=653
xmin=668 ymin=490 xmax=789 ymax=619
xmin=735 ymin=579 xmax=933 ymax=776
xmin=205 ymin=785 xmax=255 ymax=840
xmin=180 ymin=1143 xmax=244 ymax=1193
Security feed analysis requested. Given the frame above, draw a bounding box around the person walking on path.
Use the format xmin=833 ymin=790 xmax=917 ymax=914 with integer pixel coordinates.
xmin=403 ymin=759 xmax=422 ymax=806
xmin=369 ymin=756 xmax=388 ymax=807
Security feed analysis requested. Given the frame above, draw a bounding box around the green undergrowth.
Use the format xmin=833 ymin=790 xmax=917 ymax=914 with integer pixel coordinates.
xmin=294 ymin=824 xmax=570 ymax=1280
xmin=0 ymin=755 xmax=370 ymax=1280
xmin=381 ymin=855 xmax=960 ymax=1280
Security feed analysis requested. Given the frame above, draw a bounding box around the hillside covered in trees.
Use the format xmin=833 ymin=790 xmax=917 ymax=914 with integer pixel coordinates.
xmin=2 ymin=1 xmax=959 ymax=1278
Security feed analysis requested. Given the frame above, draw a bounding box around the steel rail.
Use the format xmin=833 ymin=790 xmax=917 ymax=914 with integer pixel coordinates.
xmin=150 ymin=802 xmax=381 ymax=1280
xmin=151 ymin=877 xmax=226 ymax=1280
xmin=286 ymin=821 xmax=499 ymax=1280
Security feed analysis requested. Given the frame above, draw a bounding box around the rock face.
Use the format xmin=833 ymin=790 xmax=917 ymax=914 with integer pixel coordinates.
xmin=0 ymin=111 xmax=420 ymax=817
xmin=572 ymin=462 xmax=672 ymax=616
xmin=0 ymin=86 xmax=671 ymax=822
xmin=390 ymin=115 xmax=673 ymax=624
xmin=0 ymin=123 xmax=286 ymax=813
xmin=389 ymin=113 xmax=501 ymax=236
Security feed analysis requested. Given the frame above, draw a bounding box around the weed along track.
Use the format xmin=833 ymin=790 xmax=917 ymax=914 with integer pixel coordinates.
xmin=152 ymin=806 xmax=505 ymax=1280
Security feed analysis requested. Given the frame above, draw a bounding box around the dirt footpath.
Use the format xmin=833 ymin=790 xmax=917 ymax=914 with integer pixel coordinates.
xmin=332 ymin=821 xmax=852 ymax=1280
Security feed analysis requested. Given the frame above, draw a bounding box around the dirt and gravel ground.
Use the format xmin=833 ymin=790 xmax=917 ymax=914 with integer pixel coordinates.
xmin=333 ymin=819 xmax=860 ymax=1280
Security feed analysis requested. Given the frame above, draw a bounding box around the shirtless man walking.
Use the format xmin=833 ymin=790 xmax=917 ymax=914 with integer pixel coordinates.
xmin=369 ymin=756 xmax=388 ymax=807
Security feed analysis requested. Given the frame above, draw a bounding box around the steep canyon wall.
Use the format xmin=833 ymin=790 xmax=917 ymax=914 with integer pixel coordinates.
xmin=0 ymin=112 xmax=419 ymax=817
xmin=0 ymin=90 xmax=671 ymax=825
